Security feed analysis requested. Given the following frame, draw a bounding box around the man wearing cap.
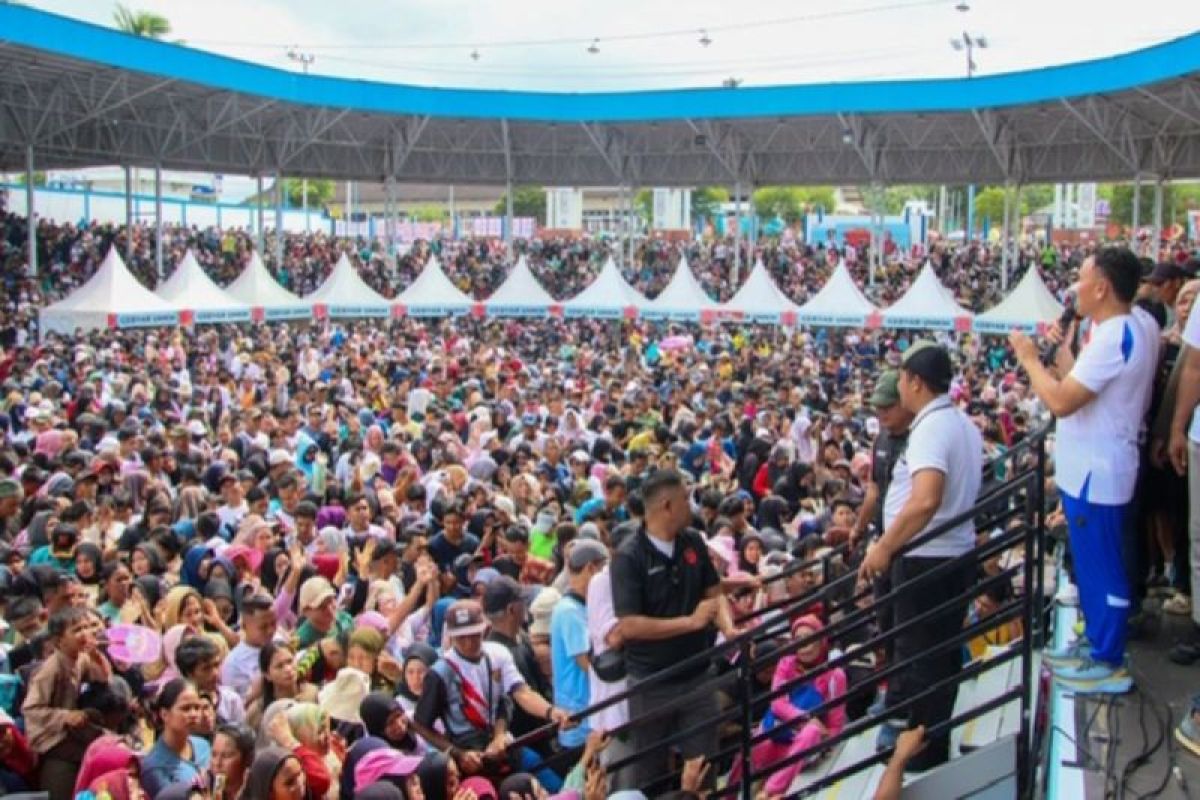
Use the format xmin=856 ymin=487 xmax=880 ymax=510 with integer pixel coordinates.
xmin=413 ymin=599 xmax=571 ymax=789
xmin=857 ymin=340 xmax=982 ymax=771
xmin=483 ymin=577 xmax=552 ymax=746
xmin=295 ymin=576 xmax=354 ymax=649
xmin=1146 ymin=261 xmax=1188 ymax=327
xmin=1011 ymin=247 xmax=1158 ymax=693
xmin=549 ymin=539 xmax=608 ymax=754
xmin=851 ymin=371 xmax=913 ymax=547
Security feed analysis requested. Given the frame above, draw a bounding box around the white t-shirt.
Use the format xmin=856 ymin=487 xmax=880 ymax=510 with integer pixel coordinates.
xmin=883 ymin=396 xmax=983 ymax=558
xmin=1056 ymin=313 xmax=1158 ymax=505
xmin=586 ymin=565 xmax=628 ymax=734
xmin=1183 ymin=301 xmax=1200 ymax=444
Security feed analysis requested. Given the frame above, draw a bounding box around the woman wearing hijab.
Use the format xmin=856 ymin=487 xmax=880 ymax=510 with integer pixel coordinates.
xmin=180 ymin=545 xmax=215 ymax=591
xmin=74 ymin=541 xmax=105 ymax=603
xmin=359 ymin=693 xmax=422 ymax=754
xmin=415 ymin=752 xmax=461 ymax=800
xmin=244 ymin=746 xmax=309 ymax=800
xmin=340 ymin=736 xmax=388 ymax=800
xmin=395 ymin=643 xmax=438 ymax=721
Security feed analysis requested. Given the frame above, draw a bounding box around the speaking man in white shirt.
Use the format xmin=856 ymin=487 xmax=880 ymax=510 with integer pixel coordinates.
xmin=1010 ymin=246 xmax=1157 ymax=694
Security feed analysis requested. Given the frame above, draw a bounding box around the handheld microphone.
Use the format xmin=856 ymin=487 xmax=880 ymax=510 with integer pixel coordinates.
xmin=1042 ymin=290 xmax=1078 ymax=365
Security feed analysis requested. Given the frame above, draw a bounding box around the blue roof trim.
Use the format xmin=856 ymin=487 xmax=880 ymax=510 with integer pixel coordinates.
xmin=4 ymin=5 xmax=1199 ymax=122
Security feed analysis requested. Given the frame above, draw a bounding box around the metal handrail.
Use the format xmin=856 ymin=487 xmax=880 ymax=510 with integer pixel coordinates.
xmin=517 ymin=427 xmax=1046 ymax=799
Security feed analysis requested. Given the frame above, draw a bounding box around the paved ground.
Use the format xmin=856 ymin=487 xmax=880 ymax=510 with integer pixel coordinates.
xmin=1077 ymin=601 xmax=1200 ymax=799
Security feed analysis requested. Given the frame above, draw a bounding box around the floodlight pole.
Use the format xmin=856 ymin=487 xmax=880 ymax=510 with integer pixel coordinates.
xmin=154 ymin=164 xmax=163 ymax=284
xmin=25 ymin=144 xmax=36 ymax=277
xmin=505 ymin=175 xmax=514 ymax=261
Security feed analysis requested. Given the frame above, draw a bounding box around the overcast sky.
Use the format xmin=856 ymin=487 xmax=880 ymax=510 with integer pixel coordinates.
xmin=24 ymin=0 xmax=1200 ymax=91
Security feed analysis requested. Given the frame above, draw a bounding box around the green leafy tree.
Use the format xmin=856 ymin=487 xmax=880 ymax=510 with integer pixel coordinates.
xmin=494 ymin=185 xmax=547 ymax=225
xmin=691 ymin=186 xmax=729 ymax=223
xmin=1020 ymin=185 xmax=1054 ymax=215
xmin=799 ymin=186 xmax=836 ymax=214
xmin=281 ymin=178 xmax=334 ymax=209
xmin=409 ymin=204 xmax=446 ymax=223
xmin=113 ymin=4 xmax=171 ymax=38
xmin=15 ymin=171 xmax=47 ymax=187
xmin=633 ymin=189 xmax=653 ymax=222
xmin=973 ymin=186 xmax=1009 ymax=224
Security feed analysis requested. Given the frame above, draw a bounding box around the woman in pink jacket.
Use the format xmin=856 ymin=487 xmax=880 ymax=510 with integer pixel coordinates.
xmin=729 ymin=614 xmax=847 ymax=796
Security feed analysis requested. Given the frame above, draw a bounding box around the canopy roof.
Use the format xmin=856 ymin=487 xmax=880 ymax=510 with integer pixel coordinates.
xmin=795 ymin=261 xmax=880 ymax=328
xmin=39 ymin=248 xmax=179 ymax=335
xmin=720 ymin=260 xmax=801 ymax=322
xmin=224 ymin=252 xmax=311 ymax=320
xmin=486 ymin=256 xmax=557 ymax=316
xmin=882 ymin=262 xmax=974 ymax=331
xmin=644 ymin=258 xmax=717 ymax=321
xmin=394 ymin=256 xmax=473 ymax=316
xmin=563 ymin=257 xmax=648 ymax=319
xmin=306 ymin=253 xmax=392 ymax=317
xmin=974 ymin=266 xmax=1065 ymax=334
xmin=157 ymin=250 xmax=250 ymax=322
xmin=4 ymin=5 xmax=1200 ymax=185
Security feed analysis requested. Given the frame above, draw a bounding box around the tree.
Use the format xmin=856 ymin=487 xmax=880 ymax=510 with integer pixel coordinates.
xmin=973 ymin=187 xmax=1009 ymax=225
xmin=15 ymin=171 xmax=47 ymax=187
xmin=1020 ymin=185 xmax=1054 ymax=215
xmin=281 ymin=178 xmax=334 ymax=209
xmin=494 ymin=185 xmax=547 ymax=225
xmin=409 ymin=204 xmax=446 ymax=223
xmin=691 ymin=186 xmax=729 ymax=223
xmin=113 ymin=4 xmax=171 ymax=38
xmin=633 ymin=189 xmax=653 ymax=222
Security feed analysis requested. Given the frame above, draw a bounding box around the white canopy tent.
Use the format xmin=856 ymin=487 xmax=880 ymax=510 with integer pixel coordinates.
xmin=719 ymin=259 xmax=801 ymax=324
xmin=485 ymin=256 xmax=557 ymax=317
xmin=795 ymin=261 xmax=880 ymax=328
xmin=974 ymin=266 xmax=1064 ymax=334
xmin=882 ymin=261 xmax=973 ymax=331
xmin=643 ymin=257 xmax=717 ymax=321
xmin=394 ymin=256 xmax=474 ymax=317
xmin=305 ymin=253 xmax=392 ymax=318
xmin=563 ymin=257 xmax=649 ymax=319
xmin=157 ymin=250 xmax=250 ymax=323
xmin=40 ymin=247 xmax=180 ymax=336
xmin=224 ymin=252 xmax=312 ymax=320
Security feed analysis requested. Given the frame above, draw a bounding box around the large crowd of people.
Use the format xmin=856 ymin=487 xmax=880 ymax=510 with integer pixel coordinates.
xmin=0 ymin=192 xmax=1199 ymax=800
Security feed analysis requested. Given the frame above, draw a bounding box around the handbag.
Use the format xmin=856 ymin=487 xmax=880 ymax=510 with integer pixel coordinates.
xmin=590 ymin=648 xmax=627 ymax=682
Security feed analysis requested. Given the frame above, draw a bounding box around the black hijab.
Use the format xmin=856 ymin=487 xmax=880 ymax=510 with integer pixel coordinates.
xmin=416 ymin=752 xmax=452 ymax=800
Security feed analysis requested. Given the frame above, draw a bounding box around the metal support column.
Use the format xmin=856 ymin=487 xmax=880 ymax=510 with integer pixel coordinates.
xmin=301 ymin=179 xmax=309 ymax=233
xmin=1152 ymin=178 xmax=1164 ymax=260
xmin=732 ymin=180 xmax=742 ymax=286
xmin=154 ymin=164 xmax=163 ymax=283
xmin=448 ymin=185 xmax=456 ymax=239
xmin=505 ymin=176 xmax=514 ymax=261
xmin=627 ymin=185 xmax=635 ymax=268
xmin=256 ymin=175 xmax=265 ymax=254
xmin=274 ymin=174 xmax=284 ymax=269
xmin=938 ymin=184 xmax=947 ymax=234
xmin=1132 ymin=174 xmax=1142 ymax=248
xmin=1001 ymin=183 xmax=1012 ymax=291
xmin=124 ymin=165 xmax=134 ymax=262
xmin=25 ymin=145 xmax=36 ymax=277
xmin=966 ymin=184 xmax=976 ymax=242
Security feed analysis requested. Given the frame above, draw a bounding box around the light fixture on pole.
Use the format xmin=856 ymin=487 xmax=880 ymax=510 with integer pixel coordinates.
xmin=955 ymin=1 xmax=970 ymax=11
xmin=841 ymin=128 xmax=854 ymax=145
xmin=722 ymin=77 xmax=742 ymax=88
xmin=698 ymin=29 xmax=712 ymax=47
xmin=949 ymin=31 xmax=987 ymax=77
xmin=286 ymin=47 xmax=315 ymax=74
xmin=587 ymin=38 xmax=600 ymax=55
xmin=470 ymin=48 xmax=480 ymax=61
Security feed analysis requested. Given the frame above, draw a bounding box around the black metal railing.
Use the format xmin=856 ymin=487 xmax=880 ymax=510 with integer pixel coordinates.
xmin=517 ymin=426 xmax=1048 ymax=799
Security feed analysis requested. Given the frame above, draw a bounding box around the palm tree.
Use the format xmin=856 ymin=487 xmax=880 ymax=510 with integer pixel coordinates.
xmin=112 ymin=3 xmax=171 ymax=39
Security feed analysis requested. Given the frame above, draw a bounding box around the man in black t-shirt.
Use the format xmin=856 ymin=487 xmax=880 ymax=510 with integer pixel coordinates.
xmin=611 ymin=468 xmax=721 ymax=791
